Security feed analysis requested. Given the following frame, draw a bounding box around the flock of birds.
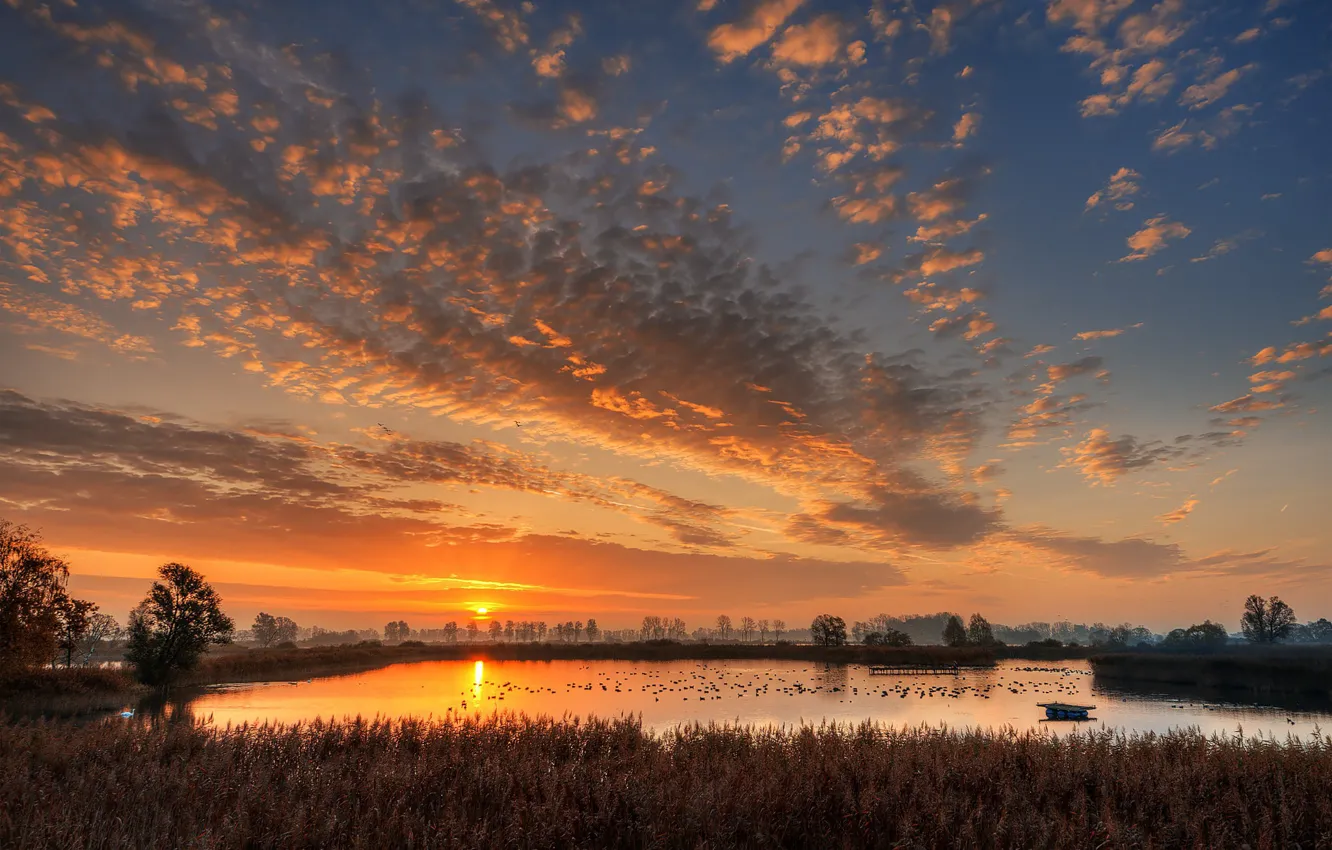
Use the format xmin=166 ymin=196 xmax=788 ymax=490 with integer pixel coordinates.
xmin=444 ymin=665 xmax=1092 ymax=712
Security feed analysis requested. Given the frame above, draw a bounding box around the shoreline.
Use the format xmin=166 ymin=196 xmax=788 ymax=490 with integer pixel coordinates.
xmin=20 ymin=642 xmax=1332 ymax=719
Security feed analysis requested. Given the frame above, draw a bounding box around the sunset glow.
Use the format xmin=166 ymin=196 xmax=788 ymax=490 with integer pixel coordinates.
xmin=0 ymin=0 xmax=1329 ymax=633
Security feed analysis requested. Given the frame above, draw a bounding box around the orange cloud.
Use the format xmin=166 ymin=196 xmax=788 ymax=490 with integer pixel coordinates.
xmin=768 ymin=14 xmax=845 ymax=66
xmin=1073 ymin=322 xmax=1142 ymax=341
xmin=1085 ymin=167 xmax=1141 ymax=211
xmin=1157 ymin=496 xmax=1199 ymax=525
xmin=1121 ymin=215 xmax=1190 ymax=262
xmin=707 ymin=0 xmax=805 ymax=63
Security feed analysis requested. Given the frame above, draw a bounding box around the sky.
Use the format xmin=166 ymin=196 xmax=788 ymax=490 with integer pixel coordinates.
xmin=0 ymin=0 xmax=1329 ymax=633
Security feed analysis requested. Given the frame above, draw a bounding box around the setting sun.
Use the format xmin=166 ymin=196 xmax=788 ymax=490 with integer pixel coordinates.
xmin=476 ymin=608 xmax=488 ymax=615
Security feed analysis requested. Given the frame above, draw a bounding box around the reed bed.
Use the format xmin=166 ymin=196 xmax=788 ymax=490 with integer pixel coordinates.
xmin=3 ymin=714 xmax=1330 ymax=849
xmin=0 ymin=668 xmax=144 ymax=718
xmin=1091 ymin=648 xmax=1332 ymax=698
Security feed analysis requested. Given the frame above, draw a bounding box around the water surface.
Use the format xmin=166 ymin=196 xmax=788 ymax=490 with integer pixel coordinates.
xmin=169 ymin=659 xmax=1329 ymax=737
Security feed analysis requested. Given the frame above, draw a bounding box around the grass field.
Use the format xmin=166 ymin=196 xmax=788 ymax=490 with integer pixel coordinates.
xmin=3 ymin=714 xmax=1329 ymax=848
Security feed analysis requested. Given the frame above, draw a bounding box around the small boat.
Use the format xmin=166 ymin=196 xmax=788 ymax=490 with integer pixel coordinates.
xmin=1037 ymin=701 xmax=1094 ymax=720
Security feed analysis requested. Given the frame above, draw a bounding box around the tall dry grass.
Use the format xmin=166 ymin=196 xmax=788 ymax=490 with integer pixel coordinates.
xmin=3 ymin=714 xmax=1330 ymax=848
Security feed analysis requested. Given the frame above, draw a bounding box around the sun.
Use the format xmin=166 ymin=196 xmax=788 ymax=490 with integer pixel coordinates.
xmin=476 ymin=607 xmax=488 ymax=615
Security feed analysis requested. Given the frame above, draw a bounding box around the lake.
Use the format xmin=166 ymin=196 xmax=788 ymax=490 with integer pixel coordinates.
xmin=161 ymin=659 xmax=1330 ymax=737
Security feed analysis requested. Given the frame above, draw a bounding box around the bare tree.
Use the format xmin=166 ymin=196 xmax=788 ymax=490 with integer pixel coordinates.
xmin=78 ymin=612 xmax=121 ymax=665
xmin=772 ymin=619 xmax=786 ymax=642
xmin=739 ymin=616 xmax=756 ymax=642
xmin=273 ymin=616 xmax=298 ymax=644
xmin=715 ymin=614 xmax=733 ymax=640
xmin=757 ymin=619 xmax=769 ymax=643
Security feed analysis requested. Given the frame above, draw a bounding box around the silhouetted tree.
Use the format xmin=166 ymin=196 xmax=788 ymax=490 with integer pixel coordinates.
xmin=55 ymin=597 xmax=97 ymax=667
xmin=586 ymin=618 xmax=599 ymax=642
xmin=273 ymin=616 xmax=298 ymax=644
xmin=0 ymin=520 xmax=72 ymax=673
xmin=810 ymin=614 xmax=847 ymax=646
xmin=488 ymin=620 xmax=502 ymax=641
xmin=384 ymin=621 xmax=400 ymax=642
xmin=772 ymin=619 xmax=786 ymax=642
xmin=942 ymin=615 xmax=968 ymax=647
xmin=757 ymin=619 xmax=769 ymax=643
xmin=1162 ymin=620 xmax=1229 ymax=649
xmin=1309 ymin=618 xmax=1332 ymax=643
xmin=253 ymin=612 xmax=279 ymax=647
xmin=126 ymin=563 xmax=234 ymax=687
xmin=465 ymin=621 xmax=479 ymax=642
xmin=443 ymin=621 xmax=458 ymax=643
xmin=739 ymin=616 xmax=756 ymax=642
xmin=1241 ymin=595 xmax=1296 ymax=644
xmin=967 ymin=614 xmax=997 ymax=646
xmin=715 ymin=614 xmax=733 ymax=640
xmin=865 ymin=628 xmax=913 ymax=647
xmin=76 ymin=612 xmax=120 ymax=666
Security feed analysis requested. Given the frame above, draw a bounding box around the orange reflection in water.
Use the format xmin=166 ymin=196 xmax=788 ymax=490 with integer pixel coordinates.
xmin=181 ymin=659 xmax=1327 ymax=738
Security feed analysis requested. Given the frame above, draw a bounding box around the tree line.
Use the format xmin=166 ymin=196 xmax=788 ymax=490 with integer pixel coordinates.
xmin=6 ymin=519 xmax=1330 ymax=689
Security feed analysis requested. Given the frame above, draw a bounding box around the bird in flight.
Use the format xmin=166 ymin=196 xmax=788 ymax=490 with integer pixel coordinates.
xmin=514 ymin=420 xmax=523 ymax=427
xmin=377 ymin=423 xmax=394 ymax=434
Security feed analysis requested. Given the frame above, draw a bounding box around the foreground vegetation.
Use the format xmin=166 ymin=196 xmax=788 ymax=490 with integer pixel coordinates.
xmin=4 ymin=715 xmax=1331 ymax=849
